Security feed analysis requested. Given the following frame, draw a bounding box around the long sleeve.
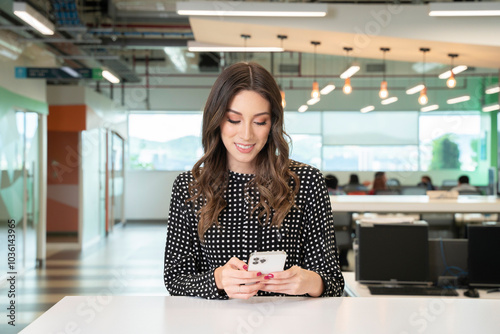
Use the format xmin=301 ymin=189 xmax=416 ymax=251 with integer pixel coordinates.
xmin=163 ymin=174 xmax=228 ymax=299
xmin=301 ymin=168 xmax=345 ymax=297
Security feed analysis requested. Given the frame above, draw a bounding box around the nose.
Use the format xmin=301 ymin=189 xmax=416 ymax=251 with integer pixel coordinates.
xmin=240 ymin=122 xmax=253 ymax=141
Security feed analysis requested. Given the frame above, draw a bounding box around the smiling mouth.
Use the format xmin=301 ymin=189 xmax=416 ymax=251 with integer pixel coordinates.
xmin=236 ymin=143 xmax=254 ymax=150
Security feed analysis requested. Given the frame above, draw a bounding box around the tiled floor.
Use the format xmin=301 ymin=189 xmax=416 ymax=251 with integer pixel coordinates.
xmin=1 ymin=221 xmax=168 ymax=333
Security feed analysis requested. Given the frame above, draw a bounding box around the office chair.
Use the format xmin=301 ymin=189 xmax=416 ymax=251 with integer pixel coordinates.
xmin=374 ymin=190 xmax=401 ymax=195
xmin=458 ymin=190 xmax=482 ymax=195
xmin=400 ymin=187 xmax=427 ymax=195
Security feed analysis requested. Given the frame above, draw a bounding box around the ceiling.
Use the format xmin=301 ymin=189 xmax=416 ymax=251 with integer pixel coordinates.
xmin=1 ymin=0 xmax=499 ymax=86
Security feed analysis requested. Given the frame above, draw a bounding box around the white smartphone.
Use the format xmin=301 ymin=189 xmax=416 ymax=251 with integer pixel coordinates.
xmin=247 ymin=251 xmax=287 ymax=274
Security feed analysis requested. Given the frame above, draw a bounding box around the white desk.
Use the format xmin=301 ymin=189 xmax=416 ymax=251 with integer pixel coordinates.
xmin=343 ymin=272 xmax=500 ymax=299
xmin=330 ymin=195 xmax=500 ymax=214
xmin=21 ymin=295 xmax=500 ymax=334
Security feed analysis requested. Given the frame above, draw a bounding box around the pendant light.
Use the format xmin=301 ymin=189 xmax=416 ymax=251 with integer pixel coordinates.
xmin=446 ymin=53 xmax=458 ymax=88
xmin=241 ymin=34 xmax=251 ymax=62
xmin=343 ymin=77 xmax=352 ymax=94
xmin=277 ymin=35 xmax=287 ymax=108
xmin=418 ymin=48 xmax=430 ymax=105
xmin=379 ymin=47 xmax=390 ymax=99
xmin=341 ymin=47 xmax=356 ymax=94
xmin=310 ymin=41 xmax=321 ymax=99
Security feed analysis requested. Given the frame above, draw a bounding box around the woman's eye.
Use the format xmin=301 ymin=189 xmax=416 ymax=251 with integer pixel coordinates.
xmin=255 ymin=121 xmax=267 ymax=126
xmin=227 ymin=119 xmax=240 ymax=124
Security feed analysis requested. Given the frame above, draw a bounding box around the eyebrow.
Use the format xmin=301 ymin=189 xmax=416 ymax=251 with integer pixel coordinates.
xmin=226 ymin=109 xmax=271 ymax=117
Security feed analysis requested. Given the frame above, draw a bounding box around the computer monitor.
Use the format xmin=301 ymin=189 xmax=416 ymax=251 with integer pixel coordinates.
xmin=355 ymin=221 xmax=430 ymax=284
xmin=467 ymin=224 xmax=500 ymax=288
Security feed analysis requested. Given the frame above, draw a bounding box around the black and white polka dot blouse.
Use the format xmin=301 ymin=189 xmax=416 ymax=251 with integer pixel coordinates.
xmin=163 ymin=160 xmax=344 ymax=299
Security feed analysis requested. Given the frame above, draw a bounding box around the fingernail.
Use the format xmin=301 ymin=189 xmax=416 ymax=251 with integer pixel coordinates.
xmin=257 ymin=272 xmax=262 ymax=276
xmin=243 ymin=265 xmax=248 ymax=270
xmin=264 ymin=274 xmax=274 ymax=279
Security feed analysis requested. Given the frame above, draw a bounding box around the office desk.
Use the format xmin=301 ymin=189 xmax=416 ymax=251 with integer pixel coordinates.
xmin=343 ymin=272 xmax=500 ymax=299
xmin=21 ymin=295 xmax=500 ymax=334
xmin=330 ymin=195 xmax=500 ymax=214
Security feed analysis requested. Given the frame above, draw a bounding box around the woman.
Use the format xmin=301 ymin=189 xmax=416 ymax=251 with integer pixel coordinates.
xmin=342 ymin=173 xmax=368 ymax=193
xmin=368 ymin=171 xmax=387 ymax=195
xmin=418 ymin=175 xmax=435 ymax=191
xmin=164 ymin=62 xmax=344 ymax=300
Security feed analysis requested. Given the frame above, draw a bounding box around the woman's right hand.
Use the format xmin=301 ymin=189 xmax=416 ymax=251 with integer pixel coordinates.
xmin=214 ymin=257 xmax=264 ymax=299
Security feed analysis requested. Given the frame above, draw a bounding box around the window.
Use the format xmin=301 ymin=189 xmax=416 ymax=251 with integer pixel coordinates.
xmin=129 ymin=113 xmax=203 ymax=170
xmin=289 ymin=134 xmax=322 ymax=168
xmin=419 ymin=114 xmax=481 ymax=171
xmin=128 ymin=111 xmax=485 ymax=173
xmin=323 ymin=145 xmax=418 ymax=171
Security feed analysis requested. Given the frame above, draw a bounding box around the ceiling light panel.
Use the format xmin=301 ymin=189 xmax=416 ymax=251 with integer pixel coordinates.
xmin=177 ymin=1 xmax=328 ymax=17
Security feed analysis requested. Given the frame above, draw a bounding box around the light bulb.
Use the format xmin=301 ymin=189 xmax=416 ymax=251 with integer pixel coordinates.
xmin=280 ymin=90 xmax=286 ymax=108
xmin=418 ymin=87 xmax=428 ymax=105
xmin=311 ymin=81 xmax=320 ymax=99
xmin=379 ymin=80 xmax=388 ymax=99
xmin=343 ymin=77 xmax=352 ymax=95
xmin=446 ymin=72 xmax=457 ymax=88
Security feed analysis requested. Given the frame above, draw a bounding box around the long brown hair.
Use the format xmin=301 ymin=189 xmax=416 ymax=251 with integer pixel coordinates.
xmin=188 ymin=62 xmax=299 ymax=241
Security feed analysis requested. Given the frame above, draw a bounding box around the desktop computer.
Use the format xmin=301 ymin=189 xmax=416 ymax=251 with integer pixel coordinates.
xmin=355 ymin=220 xmax=430 ymax=284
xmin=428 ymin=238 xmax=468 ymax=287
xmin=468 ymin=224 xmax=500 ymax=288
xmin=355 ymin=221 xmax=459 ymax=296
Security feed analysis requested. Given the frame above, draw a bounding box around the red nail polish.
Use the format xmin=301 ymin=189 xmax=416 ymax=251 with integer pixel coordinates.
xmin=257 ymin=272 xmax=262 ymax=276
xmin=243 ymin=265 xmax=248 ymax=270
xmin=264 ymin=274 xmax=273 ymax=279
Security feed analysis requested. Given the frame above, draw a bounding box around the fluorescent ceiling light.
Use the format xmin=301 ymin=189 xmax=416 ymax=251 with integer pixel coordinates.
xmin=307 ymin=97 xmax=320 ymax=105
xmin=406 ymin=84 xmax=425 ymax=95
xmin=298 ymin=105 xmax=308 ymax=113
xmin=381 ymin=97 xmax=398 ymax=105
xmin=438 ymin=65 xmax=468 ymax=79
xmin=429 ymin=2 xmax=500 ymax=17
xmin=482 ymin=104 xmax=500 ymax=112
xmin=340 ymin=65 xmax=360 ymax=79
xmin=421 ymin=104 xmax=439 ymax=112
xmin=13 ymin=2 xmax=55 ymax=35
xmin=0 ymin=45 xmax=19 ymax=60
xmin=177 ymin=1 xmax=327 ymax=17
xmin=360 ymin=105 xmax=374 ymax=113
xmin=320 ymin=84 xmax=335 ymax=95
xmin=447 ymin=95 xmax=470 ymax=104
xmin=102 ymin=70 xmax=120 ymax=84
xmin=61 ymin=66 xmax=80 ymax=78
xmin=485 ymin=84 xmax=500 ymax=94
xmin=187 ymin=41 xmax=283 ymax=53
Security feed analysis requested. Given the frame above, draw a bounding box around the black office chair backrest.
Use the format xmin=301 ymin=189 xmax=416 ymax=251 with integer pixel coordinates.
xmin=386 ymin=178 xmax=400 ymax=187
xmin=442 ymin=179 xmax=458 ymax=187
xmin=375 ymin=190 xmax=401 ymax=195
xmin=401 ymin=187 xmax=427 ymax=195
xmin=458 ymin=190 xmax=482 ymax=195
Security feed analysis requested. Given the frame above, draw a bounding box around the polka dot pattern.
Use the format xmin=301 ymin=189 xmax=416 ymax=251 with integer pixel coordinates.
xmin=164 ymin=161 xmax=345 ymax=299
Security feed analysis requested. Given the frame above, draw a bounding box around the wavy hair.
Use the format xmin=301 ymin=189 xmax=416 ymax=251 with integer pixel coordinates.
xmin=188 ymin=62 xmax=300 ymax=241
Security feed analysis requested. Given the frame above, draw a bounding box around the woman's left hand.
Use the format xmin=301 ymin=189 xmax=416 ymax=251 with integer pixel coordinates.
xmin=259 ymin=266 xmax=324 ymax=297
